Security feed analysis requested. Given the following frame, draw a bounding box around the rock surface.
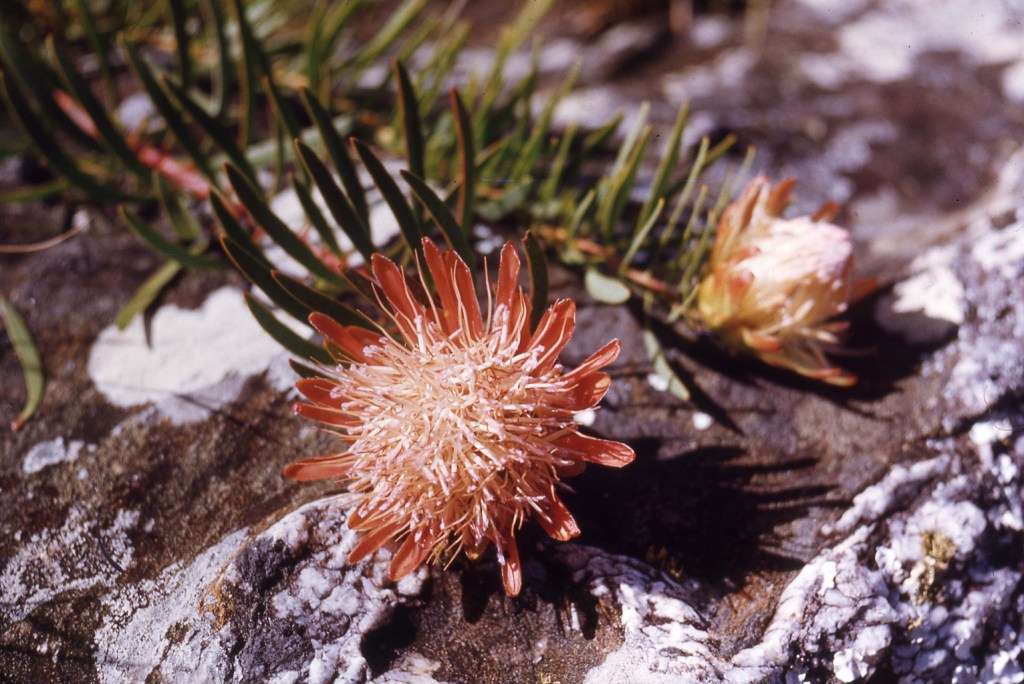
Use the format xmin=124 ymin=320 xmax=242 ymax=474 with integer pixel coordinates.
xmin=3 ymin=0 xmax=1024 ymax=682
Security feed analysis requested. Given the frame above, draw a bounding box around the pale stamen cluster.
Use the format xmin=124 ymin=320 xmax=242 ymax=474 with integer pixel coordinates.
xmin=285 ymin=237 xmax=633 ymax=595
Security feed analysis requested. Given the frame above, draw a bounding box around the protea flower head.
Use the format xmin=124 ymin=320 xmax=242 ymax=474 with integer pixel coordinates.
xmin=695 ymin=177 xmax=871 ymax=386
xmin=284 ymin=237 xmax=634 ymax=596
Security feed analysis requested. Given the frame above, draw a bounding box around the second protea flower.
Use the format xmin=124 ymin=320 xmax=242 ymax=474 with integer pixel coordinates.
xmin=284 ymin=237 xmax=633 ymax=596
xmin=695 ymin=177 xmax=871 ymax=386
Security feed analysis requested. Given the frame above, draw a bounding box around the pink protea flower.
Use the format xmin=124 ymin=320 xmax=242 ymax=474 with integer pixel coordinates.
xmin=695 ymin=177 xmax=873 ymax=386
xmin=284 ymin=237 xmax=634 ymax=596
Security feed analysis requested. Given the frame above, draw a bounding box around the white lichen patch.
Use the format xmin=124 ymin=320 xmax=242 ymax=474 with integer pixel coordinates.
xmin=812 ymin=0 xmax=1024 ymax=84
xmin=970 ymin=221 xmax=1024 ymax=279
xmin=21 ymin=437 xmax=87 ymax=474
xmin=891 ymin=245 xmax=966 ymax=326
xmin=93 ymin=499 xmax=428 ymax=683
xmin=0 ymin=506 xmax=139 ymax=625
xmin=552 ymin=545 xmax=721 ymax=683
xmin=260 ymin=499 xmax=428 ymax=684
xmin=95 ymin=528 xmax=248 ymax=684
xmin=372 ymin=652 xmax=448 ymax=684
xmin=87 ymin=287 xmax=295 ymax=424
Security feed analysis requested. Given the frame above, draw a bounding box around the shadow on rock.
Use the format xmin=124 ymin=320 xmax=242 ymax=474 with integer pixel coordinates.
xmin=564 ymin=439 xmax=844 ymax=585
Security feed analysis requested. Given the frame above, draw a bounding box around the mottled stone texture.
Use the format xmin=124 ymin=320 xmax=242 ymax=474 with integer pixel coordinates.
xmin=2 ymin=1 xmax=1024 ymax=682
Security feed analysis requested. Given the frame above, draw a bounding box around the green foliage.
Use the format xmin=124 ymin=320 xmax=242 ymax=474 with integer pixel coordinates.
xmin=0 ymin=0 xmax=741 ymax=388
xmin=1 ymin=297 xmax=44 ymax=431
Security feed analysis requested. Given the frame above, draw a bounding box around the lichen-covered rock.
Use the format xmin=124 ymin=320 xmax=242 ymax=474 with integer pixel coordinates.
xmin=3 ymin=0 xmax=1024 ymax=682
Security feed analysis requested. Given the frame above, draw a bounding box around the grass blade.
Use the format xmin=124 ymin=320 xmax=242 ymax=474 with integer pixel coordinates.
xmin=351 ymin=139 xmax=421 ymax=255
xmin=156 ymin=174 xmax=201 ymax=241
xmin=0 ymin=16 xmax=99 ymax=150
xmin=202 ymin=0 xmax=232 ymax=120
xmin=226 ymin=163 xmax=346 ymax=286
xmin=619 ymin=197 xmax=665 ymax=274
xmin=292 ymin=175 xmax=341 ymax=257
xmin=638 ymin=102 xmax=688 ymax=227
xmin=450 ymin=89 xmax=475 ymax=234
xmin=301 ymin=88 xmax=369 ymax=225
xmin=523 ymin=231 xmax=548 ymax=331
xmin=124 ymin=42 xmax=216 ymax=183
xmin=229 ymin=0 xmax=256 ymax=147
xmin=294 ymin=141 xmax=373 ymax=260
xmin=50 ymin=37 xmax=151 ymax=181
xmin=115 ymin=260 xmax=182 ymax=330
xmin=209 ymin=190 xmax=271 ymax=268
xmin=168 ymin=0 xmax=192 ymax=90
xmin=400 ymin=170 xmax=475 ymax=268
xmin=220 ymin=236 xmax=311 ymax=324
xmin=121 ymin=207 xmax=220 ymax=269
xmin=599 ymin=126 xmax=652 ymax=237
xmin=348 ymin=0 xmax=428 ymax=73
xmin=0 ymin=74 xmax=123 ymax=203
xmin=394 ymin=60 xmax=424 ymax=181
xmin=245 ymin=294 xmax=333 ymax=365
xmin=1 ymin=297 xmax=44 ymax=431
xmin=272 ymin=271 xmax=371 ymax=329
xmin=164 ymin=76 xmax=259 ymax=187
xmin=71 ymin=0 xmax=118 ymax=100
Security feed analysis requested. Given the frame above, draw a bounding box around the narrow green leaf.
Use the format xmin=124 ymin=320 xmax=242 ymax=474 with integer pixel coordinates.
xmin=220 ymin=236 xmax=311 ymax=324
xmin=156 ymin=174 xmax=201 ymax=241
xmin=71 ymin=0 xmax=118 ymax=101
xmin=292 ymin=175 xmax=341 ymax=257
xmin=611 ymin=102 xmax=650 ymax=175
xmin=272 ymin=271 xmax=371 ymax=329
xmin=202 ymin=0 xmax=232 ymax=120
xmin=661 ymin=137 xmax=709 ymax=247
xmin=585 ymin=268 xmax=630 ymax=305
xmin=115 ymin=260 xmax=182 ymax=330
xmin=290 ymin=358 xmax=329 ymax=379
xmin=50 ymin=37 xmax=151 ymax=181
xmin=1 ymin=296 xmax=44 ymax=431
xmin=0 ymin=179 xmax=67 ymax=204
xmin=226 ymin=163 xmax=346 ymax=286
xmin=620 ymin=197 xmax=665 ymax=274
xmin=583 ymin=113 xmax=623 ymax=153
xmin=245 ymin=294 xmax=333 ymax=365
xmin=301 ymin=88 xmax=369 ymax=224
xmin=229 ymin=0 xmax=257 ymax=147
xmin=540 ymin=121 xmax=578 ymax=201
xmin=510 ymin=61 xmax=579 ymax=180
xmin=348 ymin=0 xmax=428 ymax=73
xmin=264 ymin=75 xmax=302 ymax=147
xmin=567 ymin=189 xmax=596 ymax=240
xmin=0 ymin=74 xmax=123 ymax=203
xmin=0 ymin=16 xmax=99 ymax=150
xmin=167 ymin=0 xmax=192 ymax=90
xmin=393 ymin=60 xmax=424 ymax=182
xmin=638 ymin=101 xmax=688 ymax=227
xmin=351 ymin=139 xmax=421 ymax=254
xmin=400 ymin=170 xmax=475 ymax=268
xmin=163 ymin=76 xmax=259 ymax=187
xmin=124 ymin=43 xmax=216 ymax=183
xmin=307 ymin=0 xmax=366 ymax=99
xmin=450 ymin=89 xmax=475 ymax=234
xmin=294 ymin=141 xmax=373 ymax=260
xmin=121 ymin=207 xmax=221 ymax=269
xmin=210 ymin=190 xmax=271 ymax=269
xmin=523 ymin=231 xmax=548 ymax=331
xmin=599 ymin=126 xmax=652 ymax=237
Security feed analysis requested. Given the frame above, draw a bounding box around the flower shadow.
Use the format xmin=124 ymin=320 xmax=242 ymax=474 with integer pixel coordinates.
xmin=562 ymin=440 xmax=844 ymax=585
